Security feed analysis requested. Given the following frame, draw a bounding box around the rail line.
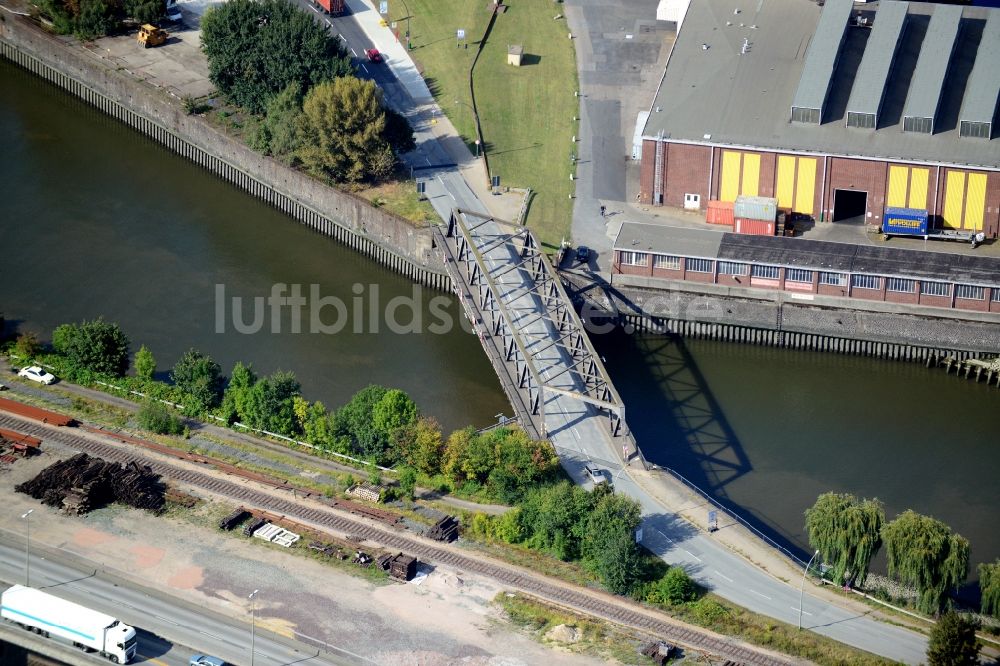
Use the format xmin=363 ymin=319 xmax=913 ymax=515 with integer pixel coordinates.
xmin=0 ymin=413 xmax=790 ymax=665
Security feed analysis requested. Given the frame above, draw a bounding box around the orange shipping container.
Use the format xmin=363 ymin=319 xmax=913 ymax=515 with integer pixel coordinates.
xmin=734 ymin=217 xmax=775 ymax=235
xmin=706 ymin=201 xmax=734 ymax=226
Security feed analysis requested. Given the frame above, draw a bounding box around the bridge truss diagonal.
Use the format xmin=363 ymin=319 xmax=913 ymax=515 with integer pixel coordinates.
xmin=440 ymin=208 xmax=632 ymax=446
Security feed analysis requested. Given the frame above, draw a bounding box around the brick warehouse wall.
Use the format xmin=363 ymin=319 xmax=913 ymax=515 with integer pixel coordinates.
xmin=825 ymin=157 xmax=888 ymax=226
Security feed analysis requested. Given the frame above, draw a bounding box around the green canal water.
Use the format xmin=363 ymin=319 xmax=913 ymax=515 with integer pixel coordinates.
xmin=2 ymin=60 xmax=997 ymax=585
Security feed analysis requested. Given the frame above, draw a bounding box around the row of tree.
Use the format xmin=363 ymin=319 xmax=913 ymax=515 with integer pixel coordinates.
xmin=37 ymin=0 xmax=166 ymax=40
xmin=200 ymin=0 xmax=414 ymax=184
xmin=805 ymin=492 xmax=999 ymax=619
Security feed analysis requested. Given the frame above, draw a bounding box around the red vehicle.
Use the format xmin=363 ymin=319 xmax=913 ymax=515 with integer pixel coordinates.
xmin=314 ymin=0 xmax=344 ymax=15
xmin=365 ymin=48 xmax=382 ymax=63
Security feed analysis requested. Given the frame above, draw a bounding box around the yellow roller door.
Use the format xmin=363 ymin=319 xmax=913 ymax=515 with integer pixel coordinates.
xmin=965 ymin=173 xmax=986 ymax=231
xmin=720 ymin=151 xmax=741 ymax=202
xmin=908 ymin=168 xmax=929 ymax=210
xmin=794 ymin=158 xmax=816 ymax=215
xmin=741 ymin=153 xmax=760 ymax=197
xmin=887 ymin=166 xmax=908 ymax=208
xmin=942 ymin=171 xmax=965 ymax=229
xmin=776 ymin=156 xmax=795 ymax=210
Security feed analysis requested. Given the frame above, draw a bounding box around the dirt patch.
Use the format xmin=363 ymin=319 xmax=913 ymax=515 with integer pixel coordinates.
xmin=71 ymin=526 xmax=117 ymax=548
xmin=130 ymin=544 xmax=166 ymax=569
xmin=166 ymin=565 xmax=204 ymax=590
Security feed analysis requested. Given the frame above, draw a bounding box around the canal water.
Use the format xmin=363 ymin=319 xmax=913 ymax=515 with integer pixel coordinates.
xmin=594 ymin=329 xmax=999 ymax=585
xmin=2 ymin=60 xmax=997 ymax=583
xmin=0 ymin=60 xmax=508 ymax=433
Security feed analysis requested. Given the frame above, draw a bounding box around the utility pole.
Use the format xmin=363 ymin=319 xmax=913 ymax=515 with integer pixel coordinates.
xmin=21 ymin=509 xmax=33 ymax=586
xmin=249 ymin=589 xmax=259 ymax=666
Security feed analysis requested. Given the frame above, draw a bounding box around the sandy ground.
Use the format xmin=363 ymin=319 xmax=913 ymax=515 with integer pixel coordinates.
xmin=0 ymin=448 xmax=607 ymax=666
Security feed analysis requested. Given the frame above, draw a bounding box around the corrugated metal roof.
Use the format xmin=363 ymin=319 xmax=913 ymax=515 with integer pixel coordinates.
xmin=959 ymin=10 xmax=1000 ymax=126
xmin=845 ymin=1 xmax=910 ymax=123
xmin=902 ymin=5 xmax=963 ymax=127
xmin=790 ymin=0 xmax=855 ymax=118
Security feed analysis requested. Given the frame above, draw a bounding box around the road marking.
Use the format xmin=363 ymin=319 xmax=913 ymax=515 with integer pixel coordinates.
xmin=326 ymin=19 xmax=333 ymax=26
xmin=361 ymin=64 xmax=370 ymax=75
xmin=136 ymin=654 xmax=168 ymax=666
xmin=792 ymin=606 xmax=812 ymax=616
xmin=350 ymin=47 xmax=358 ymax=56
xmin=713 ymin=570 xmax=733 ymax=583
xmin=571 ymin=427 xmax=580 ymax=441
xmin=310 ymin=4 xmax=318 ymax=11
xmin=654 ymin=528 xmax=674 ymax=544
xmin=151 ymin=614 xmax=179 ymax=626
xmin=750 ymin=589 xmax=772 ymax=600
xmin=683 ymin=549 xmax=702 ymax=562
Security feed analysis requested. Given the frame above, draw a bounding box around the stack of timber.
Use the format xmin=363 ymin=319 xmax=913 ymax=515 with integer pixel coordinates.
xmin=15 ymin=453 xmax=165 ymax=514
xmin=219 ymin=507 xmax=251 ymax=531
xmin=639 ymin=641 xmax=677 ymax=665
xmin=426 ymin=515 xmax=460 ymax=542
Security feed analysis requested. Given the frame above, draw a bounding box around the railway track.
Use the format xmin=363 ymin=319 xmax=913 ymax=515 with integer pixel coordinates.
xmin=0 ymin=413 xmax=791 ymax=666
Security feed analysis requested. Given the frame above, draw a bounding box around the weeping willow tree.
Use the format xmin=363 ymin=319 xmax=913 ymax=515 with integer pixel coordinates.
xmin=804 ymin=492 xmax=884 ymax=587
xmin=883 ymin=510 xmax=969 ymax=614
xmin=980 ymin=560 xmax=1000 ymax=619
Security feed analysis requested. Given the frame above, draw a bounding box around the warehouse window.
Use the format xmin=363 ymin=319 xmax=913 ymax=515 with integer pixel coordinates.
xmin=921 ymin=281 xmax=950 ymax=297
xmin=791 ymin=106 xmax=820 ymax=124
xmin=955 ymin=284 xmax=985 ymax=300
xmin=851 ymin=274 xmax=882 ymax=290
xmin=847 ymin=112 xmax=876 ymax=129
xmin=886 ymin=278 xmax=915 ymax=293
xmin=819 ymin=272 xmax=847 ymax=287
xmin=960 ymin=121 xmax=992 ymax=139
xmin=751 ymin=265 xmax=780 ymax=279
xmin=717 ymin=261 xmax=748 ymax=275
xmin=619 ymin=251 xmax=647 ymax=266
xmin=992 ymin=288 xmax=1000 ymax=303
xmin=903 ymin=116 xmax=932 ymax=134
xmin=686 ymin=258 xmax=714 ymax=273
xmin=786 ymin=269 xmax=813 ymax=283
xmin=653 ymin=254 xmax=681 ymax=270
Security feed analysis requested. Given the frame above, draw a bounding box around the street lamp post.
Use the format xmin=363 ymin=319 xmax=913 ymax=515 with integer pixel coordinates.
xmin=397 ymin=0 xmax=412 ymax=50
xmin=798 ymin=549 xmax=820 ymax=630
xmin=454 ymin=100 xmax=482 ymax=158
xmin=21 ymin=509 xmax=33 ymax=586
xmin=248 ymin=589 xmax=259 ymax=666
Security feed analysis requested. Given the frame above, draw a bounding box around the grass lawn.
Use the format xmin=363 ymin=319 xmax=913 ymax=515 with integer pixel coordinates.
xmin=403 ymin=0 xmax=579 ymax=248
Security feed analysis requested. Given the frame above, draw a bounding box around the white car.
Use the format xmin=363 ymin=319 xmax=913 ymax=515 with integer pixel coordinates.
xmin=18 ymin=366 xmax=56 ymax=385
xmin=585 ymin=464 xmax=608 ymax=485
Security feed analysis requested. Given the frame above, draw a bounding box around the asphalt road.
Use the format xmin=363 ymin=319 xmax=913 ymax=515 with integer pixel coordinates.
xmin=0 ymin=539 xmax=353 ymax=666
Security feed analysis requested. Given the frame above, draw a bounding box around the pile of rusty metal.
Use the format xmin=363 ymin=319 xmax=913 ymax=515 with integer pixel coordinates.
xmin=376 ymin=552 xmax=417 ymax=581
xmin=219 ymin=507 xmax=251 ymax=531
xmin=426 ymin=515 xmax=460 ymax=542
xmin=0 ymin=428 xmax=42 ymax=465
xmin=308 ymin=541 xmax=348 ymax=560
xmin=15 ymin=453 xmax=165 ymax=515
xmin=638 ymin=641 xmax=677 ymax=665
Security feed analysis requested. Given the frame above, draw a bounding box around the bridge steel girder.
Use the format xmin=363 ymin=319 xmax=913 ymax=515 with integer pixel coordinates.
xmin=444 ymin=209 xmax=633 ymax=446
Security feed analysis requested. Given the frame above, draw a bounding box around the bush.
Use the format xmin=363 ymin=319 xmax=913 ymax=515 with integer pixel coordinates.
xmin=690 ymin=598 xmax=730 ymax=626
xmin=52 ymin=319 xmax=130 ymax=376
xmin=136 ymin=400 xmax=183 ymax=435
xmin=170 ymin=349 xmax=224 ymax=411
xmin=927 ymin=612 xmax=980 ymax=665
xmin=14 ymin=333 xmax=41 ymax=360
xmin=645 ymin=567 xmax=699 ymax=606
xmin=134 ymin=345 xmax=156 ymax=380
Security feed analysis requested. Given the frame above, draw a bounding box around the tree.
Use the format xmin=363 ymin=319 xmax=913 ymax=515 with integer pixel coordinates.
xmin=52 ymin=319 xmax=131 ymax=376
xmin=582 ymin=492 xmax=643 ymax=593
xmin=250 ymin=82 xmax=304 ymax=159
xmin=926 ymin=612 xmax=980 ymax=665
xmin=134 ymin=345 xmax=156 ymax=380
xmin=123 ymin=0 xmax=163 ymax=23
xmin=296 ymin=77 xmax=397 ymax=183
xmin=200 ymin=0 xmax=352 ymax=114
xmin=220 ymin=362 xmax=257 ymax=424
xmin=485 ymin=428 xmax=559 ymax=503
xmin=980 ymin=560 xmax=1000 ymax=619
xmin=397 ymin=466 xmax=417 ymax=501
xmin=170 ymin=348 xmax=224 ymax=411
xmin=883 ymin=510 xmax=969 ymax=614
xmin=393 ymin=416 xmax=444 ymax=474
xmin=372 ymin=388 xmax=418 ymax=436
xmin=383 ymin=107 xmax=416 ymax=154
xmin=518 ymin=481 xmax=594 ymax=560
xmin=136 ymin=399 xmax=183 ymax=435
xmin=74 ymin=0 xmax=120 ymax=40
xmin=14 ymin=332 xmax=40 ymax=360
xmin=241 ymin=370 xmax=301 ymax=434
xmin=332 ymin=384 xmax=403 ymax=460
xmin=804 ymin=492 xmax=884 ymax=587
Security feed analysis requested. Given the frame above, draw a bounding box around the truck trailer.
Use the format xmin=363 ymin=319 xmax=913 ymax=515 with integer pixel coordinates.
xmin=881 ymin=207 xmax=986 ymax=247
xmin=313 ymin=0 xmax=344 ymax=15
xmin=1 ymin=585 xmax=137 ymax=663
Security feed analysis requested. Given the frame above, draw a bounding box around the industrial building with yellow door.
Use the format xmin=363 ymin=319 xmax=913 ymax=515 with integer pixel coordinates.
xmin=639 ymin=0 xmax=1000 ymax=237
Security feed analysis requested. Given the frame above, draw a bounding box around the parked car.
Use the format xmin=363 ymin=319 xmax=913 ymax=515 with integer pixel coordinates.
xmin=575 ymin=245 xmax=590 ymax=263
xmin=18 ymin=366 xmax=56 ymax=385
xmin=165 ymin=1 xmax=183 ymax=23
xmin=584 ymin=464 xmax=607 ymax=485
xmin=365 ymin=48 xmax=382 ymax=63
xmin=189 ymin=655 xmax=227 ymax=666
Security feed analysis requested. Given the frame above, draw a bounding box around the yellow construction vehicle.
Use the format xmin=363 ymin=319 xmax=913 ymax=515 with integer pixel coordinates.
xmin=137 ymin=24 xmax=167 ymax=48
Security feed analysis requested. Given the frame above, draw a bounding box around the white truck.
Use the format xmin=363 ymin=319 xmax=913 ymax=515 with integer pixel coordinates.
xmin=1 ymin=585 xmax=137 ymax=663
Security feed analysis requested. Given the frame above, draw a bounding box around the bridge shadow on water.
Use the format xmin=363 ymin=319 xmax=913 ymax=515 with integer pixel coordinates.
xmin=594 ymin=328 xmax=811 ymax=562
